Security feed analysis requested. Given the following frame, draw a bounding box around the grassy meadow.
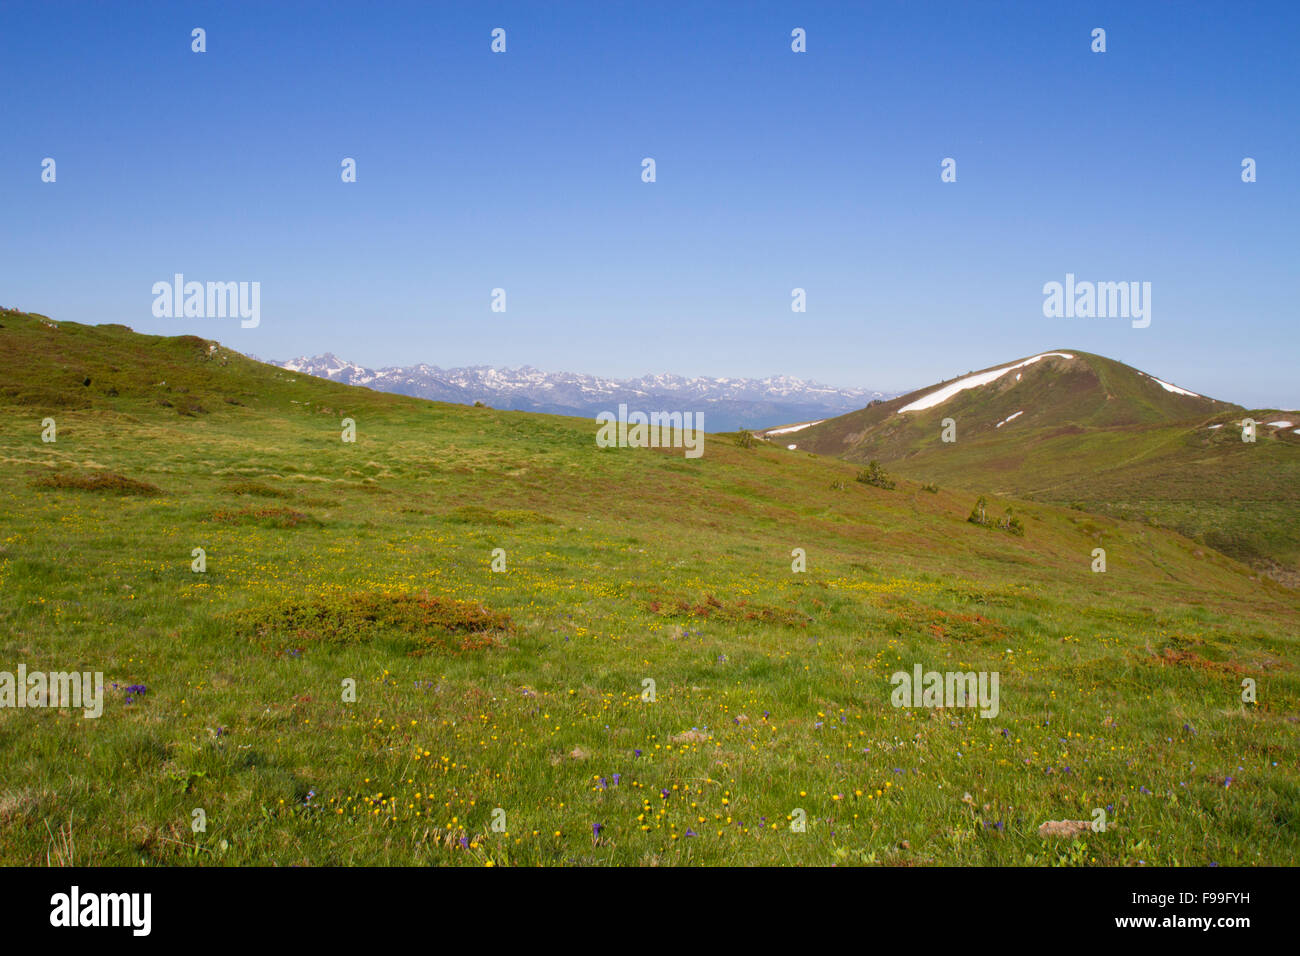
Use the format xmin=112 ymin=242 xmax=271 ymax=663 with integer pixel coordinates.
xmin=1 ymin=311 xmax=1297 ymax=866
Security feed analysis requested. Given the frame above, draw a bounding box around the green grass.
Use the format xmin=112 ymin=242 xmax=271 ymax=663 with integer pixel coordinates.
xmin=1 ymin=310 xmax=1297 ymax=866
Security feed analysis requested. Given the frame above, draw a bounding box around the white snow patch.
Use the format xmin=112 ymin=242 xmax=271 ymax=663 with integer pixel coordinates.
xmin=897 ymin=353 xmax=1074 ymax=413
xmin=995 ymin=410 xmax=1024 ymax=428
xmin=1266 ymin=420 xmax=1294 ymax=428
xmin=787 ymin=444 xmax=797 ymax=450
xmin=765 ymin=419 xmax=825 ymax=436
xmin=1146 ymin=374 xmax=1201 ymax=398
xmin=1208 ymin=424 xmax=1223 ymax=429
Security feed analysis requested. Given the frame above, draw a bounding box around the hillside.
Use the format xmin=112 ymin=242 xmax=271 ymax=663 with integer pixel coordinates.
xmin=1 ymin=311 xmax=1297 ymax=866
xmin=783 ymin=351 xmax=1300 ymax=580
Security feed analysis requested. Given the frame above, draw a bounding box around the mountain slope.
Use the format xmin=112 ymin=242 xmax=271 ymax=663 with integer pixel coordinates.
xmin=264 ymin=352 xmax=894 ymax=432
xmin=784 ymin=350 xmax=1300 ymax=578
xmin=2 ymin=311 xmax=1297 ymax=867
xmin=787 ymin=350 xmax=1233 ymax=457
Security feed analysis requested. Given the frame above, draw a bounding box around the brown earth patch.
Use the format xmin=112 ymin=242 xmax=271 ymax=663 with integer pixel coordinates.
xmin=647 ymin=593 xmax=810 ymax=628
xmin=209 ymin=506 xmax=318 ymax=528
xmin=234 ymin=592 xmax=512 ymax=655
xmin=33 ymin=471 xmax=162 ymax=496
xmin=877 ymin=598 xmax=1007 ymax=644
xmin=1152 ymin=647 xmax=1248 ymax=675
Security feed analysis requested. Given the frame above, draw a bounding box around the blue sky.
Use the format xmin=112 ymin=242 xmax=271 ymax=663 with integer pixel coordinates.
xmin=3 ymin=1 xmax=1297 ymax=407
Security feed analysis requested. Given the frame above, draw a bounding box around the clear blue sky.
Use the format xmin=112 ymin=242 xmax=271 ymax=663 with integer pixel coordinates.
xmin=3 ymin=1 xmax=1297 ymax=407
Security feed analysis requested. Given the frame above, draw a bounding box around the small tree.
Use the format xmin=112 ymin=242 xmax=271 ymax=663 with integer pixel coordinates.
xmin=856 ymin=460 xmax=896 ymax=490
xmin=969 ymin=497 xmax=1024 ymax=536
xmin=736 ymin=429 xmax=756 ymax=449
xmin=998 ymin=508 xmax=1025 ymax=536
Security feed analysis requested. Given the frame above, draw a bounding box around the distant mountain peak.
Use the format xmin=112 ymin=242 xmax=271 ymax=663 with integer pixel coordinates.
xmin=264 ymin=354 xmax=897 ymax=432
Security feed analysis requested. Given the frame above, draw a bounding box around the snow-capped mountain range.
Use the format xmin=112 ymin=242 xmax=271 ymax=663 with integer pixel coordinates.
xmin=262 ymin=353 xmax=896 ymax=432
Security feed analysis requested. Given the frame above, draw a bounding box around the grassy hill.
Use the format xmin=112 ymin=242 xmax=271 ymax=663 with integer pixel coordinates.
xmin=787 ymin=350 xmax=1300 ymax=581
xmin=1 ymin=312 xmax=1297 ymax=866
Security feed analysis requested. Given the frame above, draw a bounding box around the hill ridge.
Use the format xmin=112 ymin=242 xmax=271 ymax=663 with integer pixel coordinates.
xmin=778 ymin=348 xmax=1298 ymax=580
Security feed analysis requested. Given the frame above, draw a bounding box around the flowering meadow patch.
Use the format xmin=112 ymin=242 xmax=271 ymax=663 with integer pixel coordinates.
xmin=0 ymin=312 xmax=1296 ymax=867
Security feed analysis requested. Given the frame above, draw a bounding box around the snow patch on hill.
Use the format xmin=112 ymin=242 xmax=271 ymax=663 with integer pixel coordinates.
xmin=1145 ymin=374 xmax=1201 ymax=398
xmin=995 ymin=410 xmax=1024 ymax=428
xmin=898 ymin=353 xmax=1074 ymax=413
xmin=764 ymin=420 xmax=825 ymax=436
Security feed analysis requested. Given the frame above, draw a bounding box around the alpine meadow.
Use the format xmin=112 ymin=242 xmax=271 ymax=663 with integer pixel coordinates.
xmin=1 ymin=1 xmax=1298 ymax=910
xmin=1 ymin=310 xmax=1296 ymax=867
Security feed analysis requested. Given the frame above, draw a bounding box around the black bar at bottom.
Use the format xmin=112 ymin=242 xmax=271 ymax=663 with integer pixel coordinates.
xmin=0 ymin=865 xmax=1274 ymax=942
